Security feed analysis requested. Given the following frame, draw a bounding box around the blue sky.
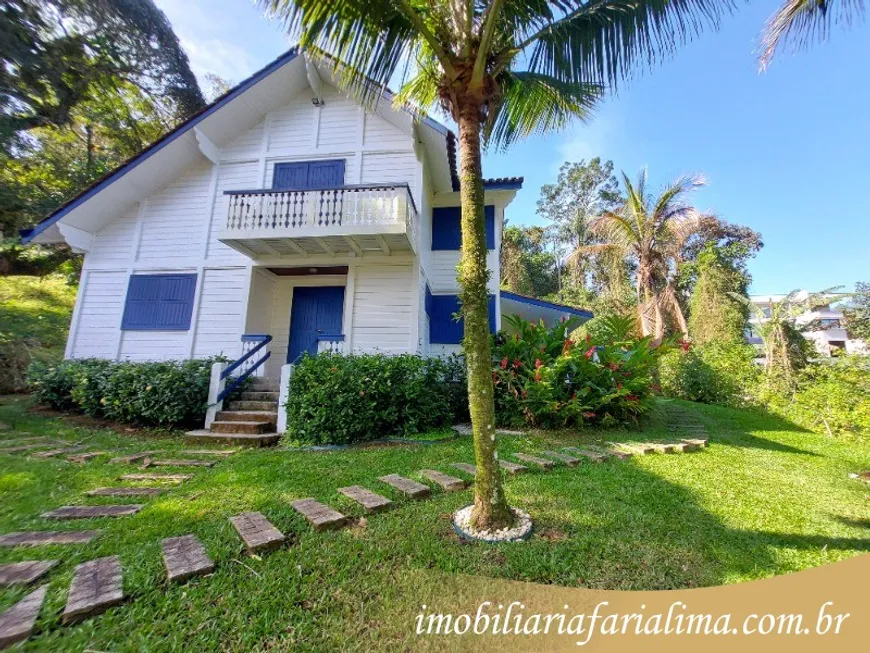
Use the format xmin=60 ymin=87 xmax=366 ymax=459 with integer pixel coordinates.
xmin=154 ymin=0 xmax=870 ymax=294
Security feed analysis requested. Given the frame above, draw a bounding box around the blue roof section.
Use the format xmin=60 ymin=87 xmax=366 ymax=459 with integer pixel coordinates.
xmin=21 ymin=48 xmax=302 ymax=243
xmin=500 ymin=291 xmax=594 ymax=319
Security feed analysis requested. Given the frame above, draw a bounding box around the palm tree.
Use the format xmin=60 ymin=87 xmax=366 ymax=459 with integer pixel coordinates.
xmin=578 ymin=170 xmax=707 ymax=339
xmin=760 ymin=0 xmax=866 ymax=69
xmin=262 ymin=0 xmax=729 ymax=531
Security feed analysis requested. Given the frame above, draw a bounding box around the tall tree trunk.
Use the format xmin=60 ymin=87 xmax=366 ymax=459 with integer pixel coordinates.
xmin=456 ymin=102 xmax=513 ymax=530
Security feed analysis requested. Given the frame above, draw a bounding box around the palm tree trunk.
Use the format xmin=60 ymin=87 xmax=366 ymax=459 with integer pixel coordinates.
xmin=456 ymin=102 xmax=513 ymax=530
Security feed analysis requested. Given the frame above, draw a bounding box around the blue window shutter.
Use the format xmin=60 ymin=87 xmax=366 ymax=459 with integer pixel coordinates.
xmin=121 ymin=274 xmax=197 ymax=331
xmin=308 ymin=160 xmax=345 ymax=188
xmin=272 ymin=162 xmax=309 ymax=190
xmin=431 ymin=205 xmax=495 ymax=250
xmin=273 ymin=160 xmax=346 ymax=190
xmin=428 ymin=293 xmax=497 ymax=343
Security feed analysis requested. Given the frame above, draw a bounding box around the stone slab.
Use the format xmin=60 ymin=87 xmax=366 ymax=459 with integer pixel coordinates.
xmin=582 ymin=445 xmax=630 ymax=460
xmin=562 ymin=447 xmax=607 ymax=463
xmin=681 ymin=437 xmax=708 ymax=448
xmin=292 ymin=498 xmax=350 ymax=530
xmin=0 ymin=585 xmax=47 ymax=648
xmin=86 ymin=487 xmax=164 ymax=497
xmin=149 ymin=459 xmax=216 ymax=468
xmin=420 ymin=470 xmax=467 ymax=492
xmin=378 ymin=474 xmax=431 ymax=499
xmin=183 ymin=449 xmax=237 ymax=457
xmin=540 ymin=451 xmax=581 ymax=466
xmin=499 ymin=460 xmax=527 ymax=475
xmin=109 ymin=452 xmax=158 ymax=464
xmin=42 ymin=505 xmax=142 ymax=520
xmin=230 ymin=512 xmax=285 ymax=554
xmin=120 ymin=473 xmax=192 ymax=483
xmin=613 ymin=443 xmax=656 ymax=455
xmin=337 ymin=486 xmax=392 ymax=514
xmin=0 ymin=561 xmax=58 ymax=587
xmin=514 ymin=453 xmax=555 ymax=470
xmin=62 ymin=556 xmax=124 ymax=624
xmin=451 ymin=424 xmax=472 ymax=435
xmin=0 ymin=444 xmax=50 ymax=454
xmin=646 ymin=442 xmax=677 ymax=454
xmin=0 ymin=530 xmax=101 ymax=547
xmin=451 ymin=463 xmax=477 ymax=476
xmin=68 ymin=451 xmax=109 ymax=463
xmin=161 ymin=534 xmax=214 ymax=583
xmin=31 ymin=447 xmax=82 ymax=459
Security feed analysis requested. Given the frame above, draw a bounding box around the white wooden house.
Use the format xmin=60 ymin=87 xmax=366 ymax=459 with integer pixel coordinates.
xmin=22 ymin=49 xmax=590 ymax=442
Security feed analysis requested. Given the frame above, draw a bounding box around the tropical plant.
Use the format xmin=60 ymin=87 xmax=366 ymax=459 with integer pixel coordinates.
xmin=500 ymin=225 xmax=558 ymax=297
xmin=760 ymin=0 xmax=867 ymax=69
xmin=687 ymin=244 xmax=749 ymax=346
xmin=576 ymin=169 xmax=708 ymax=339
xmin=262 ymin=0 xmax=729 ymax=530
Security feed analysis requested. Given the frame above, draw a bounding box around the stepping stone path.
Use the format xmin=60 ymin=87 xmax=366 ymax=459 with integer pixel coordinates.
xmin=32 ymin=447 xmax=82 ymax=459
xmin=86 ymin=487 xmax=164 ymax=497
xmin=120 ymin=473 xmax=192 ymax=483
xmin=149 ymin=459 xmax=215 ymax=468
xmin=0 ymin=531 xmax=101 ymax=547
xmin=0 ymin=561 xmax=57 ymax=587
xmin=62 ymin=556 xmax=124 ymax=624
xmin=0 ymin=585 xmax=47 ymax=648
xmin=646 ymin=442 xmax=677 ymax=454
xmin=540 ymin=451 xmax=580 ymax=466
xmin=292 ymin=498 xmax=349 ymax=530
xmin=420 ymin=470 xmax=467 ymax=492
xmin=337 ymin=486 xmax=392 ymax=514
xmin=499 ymin=460 xmax=527 ymax=475
xmin=184 ymin=449 xmax=236 ymax=457
xmin=68 ymin=452 xmax=108 ymax=463
xmin=514 ymin=453 xmax=555 ymax=470
xmin=585 ymin=445 xmax=632 ymax=460
xmin=614 ymin=443 xmax=656 ymax=456
xmin=563 ymin=447 xmax=607 ymax=463
xmin=451 ymin=463 xmax=477 ymax=476
xmin=161 ymin=535 xmax=214 ymax=583
xmin=230 ymin=512 xmax=285 ymax=554
xmin=43 ymin=505 xmax=142 ymax=520
xmin=0 ymin=444 xmax=50 ymax=454
xmin=682 ymin=437 xmax=708 ymax=448
xmin=110 ymin=452 xmax=158 ymax=464
xmin=378 ymin=474 xmax=431 ymax=499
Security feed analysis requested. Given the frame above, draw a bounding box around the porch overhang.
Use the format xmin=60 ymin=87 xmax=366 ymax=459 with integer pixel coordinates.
xmin=500 ymin=291 xmax=593 ymax=327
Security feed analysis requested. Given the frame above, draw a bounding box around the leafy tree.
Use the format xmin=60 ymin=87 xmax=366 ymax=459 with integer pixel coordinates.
xmin=843 ymin=281 xmax=870 ymax=342
xmin=500 ymin=225 xmax=557 ymax=298
xmin=263 ymin=0 xmax=729 ymax=530
xmin=687 ymin=244 xmax=749 ymax=345
xmin=760 ymin=0 xmax=866 ymax=69
xmin=582 ymin=169 xmax=707 ymax=339
xmin=537 ymin=158 xmax=621 ymax=288
xmin=1 ymin=0 xmax=204 ymax=150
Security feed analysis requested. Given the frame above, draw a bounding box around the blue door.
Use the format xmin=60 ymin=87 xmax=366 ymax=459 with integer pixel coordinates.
xmin=287 ymin=286 xmax=345 ymax=362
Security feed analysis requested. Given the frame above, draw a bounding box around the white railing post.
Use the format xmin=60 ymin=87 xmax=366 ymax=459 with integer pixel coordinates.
xmin=205 ymin=361 xmax=227 ymax=429
xmin=277 ymin=363 xmax=293 ymax=434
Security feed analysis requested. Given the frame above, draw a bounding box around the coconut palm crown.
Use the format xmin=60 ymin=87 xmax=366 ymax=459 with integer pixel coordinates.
xmin=262 ymin=0 xmax=730 ymax=530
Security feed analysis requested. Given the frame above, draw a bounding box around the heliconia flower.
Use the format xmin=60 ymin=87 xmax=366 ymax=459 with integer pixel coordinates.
xmin=681 ymin=339 xmax=691 ymax=352
xmin=535 ymin=359 xmax=543 ymax=369
xmin=513 ymin=358 xmax=521 ymax=369
xmin=562 ymin=339 xmax=572 ymax=354
xmin=534 ymin=370 xmax=542 ymax=382
xmin=585 ymin=334 xmax=592 ymax=344
xmin=583 ymin=411 xmax=596 ymax=419
xmin=500 ymin=357 xmax=508 ymax=369
xmin=585 ymin=347 xmax=595 ymax=359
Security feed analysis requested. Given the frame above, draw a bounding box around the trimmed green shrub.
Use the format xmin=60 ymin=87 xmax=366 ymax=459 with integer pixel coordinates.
xmin=659 ymin=342 xmax=760 ymax=407
xmin=286 ymin=353 xmax=466 ymax=445
xmin=27 ymin=358 xmax=220 ymax=427
xmin=494 ymin=314 xmax=666 ymax=429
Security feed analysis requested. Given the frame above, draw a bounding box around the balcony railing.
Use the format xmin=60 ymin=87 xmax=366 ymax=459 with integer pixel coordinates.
xmin=223 ymin=183 xmax=418 ymax=246
xmin=316 ymin=334 xmax=345 ymax=354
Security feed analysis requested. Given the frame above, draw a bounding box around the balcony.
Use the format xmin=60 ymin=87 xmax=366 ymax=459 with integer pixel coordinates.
xmin=218 ymin=184 xmax=418 ymax=259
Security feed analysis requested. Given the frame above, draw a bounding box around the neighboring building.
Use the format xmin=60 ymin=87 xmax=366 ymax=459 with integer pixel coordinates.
xmin=747 ymin=291 xmax=867 ymax=357
xmin=21 ymin=48 xmax=590 ymax=382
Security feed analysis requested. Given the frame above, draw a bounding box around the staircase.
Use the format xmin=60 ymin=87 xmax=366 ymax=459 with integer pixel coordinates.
xmin=186 ymin=377 xmax=281 ymax=447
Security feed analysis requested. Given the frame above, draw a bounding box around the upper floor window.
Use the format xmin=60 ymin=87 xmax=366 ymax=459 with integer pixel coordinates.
xmin=121 ymin=274 xmax=197 ymax=331
xmin=273 ymin=160 xmax=345 ymax=190
xmin=426 ymin=290 xmax=496 ymax=344
xmin=431 ymin=205 xmax=495 ymax=250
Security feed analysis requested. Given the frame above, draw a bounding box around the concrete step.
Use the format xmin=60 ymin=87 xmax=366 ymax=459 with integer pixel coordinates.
xmin=216 ymin=410 xmax=277 ymax=423
xmin=239 ymin=391 xmax=279 ymax=402
xmin=250 ymin=378 xmax=279 ymax=392
xmin=210 ymin=420 xmax=273 ymax=435
xmin=185 ymin=431 xmax=281 ymax=447
xmin=227 ymin=400 xmax=278 ymax=412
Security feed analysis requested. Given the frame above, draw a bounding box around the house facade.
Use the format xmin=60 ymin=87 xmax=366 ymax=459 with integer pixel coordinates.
xmin=23 ymin=49 xmax=589 ymax=383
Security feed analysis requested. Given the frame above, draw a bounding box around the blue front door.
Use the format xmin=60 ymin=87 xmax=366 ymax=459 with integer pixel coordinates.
xmin=287 ymin=286 xmax=345 ymax=362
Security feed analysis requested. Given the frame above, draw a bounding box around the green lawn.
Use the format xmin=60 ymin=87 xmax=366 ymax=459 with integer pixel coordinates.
xmin=1 ymin=396 xmax=869 ymax=650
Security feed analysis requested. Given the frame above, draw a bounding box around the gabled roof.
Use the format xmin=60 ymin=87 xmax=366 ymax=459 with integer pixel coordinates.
xmin=21 ymin=46 xmax=523 ymax=245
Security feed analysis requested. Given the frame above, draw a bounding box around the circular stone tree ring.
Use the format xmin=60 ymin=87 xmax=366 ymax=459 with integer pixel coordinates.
xmin=452 ymin=504 xmax=533 ymax=543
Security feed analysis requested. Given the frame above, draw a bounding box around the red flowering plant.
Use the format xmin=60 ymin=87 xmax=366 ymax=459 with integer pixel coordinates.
xmin=493 ymin=314 xmax=672 ymax=428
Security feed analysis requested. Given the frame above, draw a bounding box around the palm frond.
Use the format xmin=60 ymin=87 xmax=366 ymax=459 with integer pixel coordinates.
xmin=485 ymin=71 xmax=603 ymax=148
xmin=525 ymin=0 xmax=733 ymax=87
xmin=760 ymin=0 xmax=866 ymax=70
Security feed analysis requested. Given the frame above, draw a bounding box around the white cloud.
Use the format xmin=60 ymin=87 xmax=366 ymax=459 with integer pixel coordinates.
xmin=178 ymin=34 xmax=260 ymax=84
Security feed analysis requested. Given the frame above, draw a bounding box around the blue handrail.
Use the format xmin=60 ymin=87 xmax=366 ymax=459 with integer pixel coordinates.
xmin=217 ymin=334 xmax=272 ymax=403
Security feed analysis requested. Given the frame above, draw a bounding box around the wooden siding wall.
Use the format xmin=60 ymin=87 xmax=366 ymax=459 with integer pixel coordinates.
xmin=68 ymin=82 xmax=425 ymax=365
